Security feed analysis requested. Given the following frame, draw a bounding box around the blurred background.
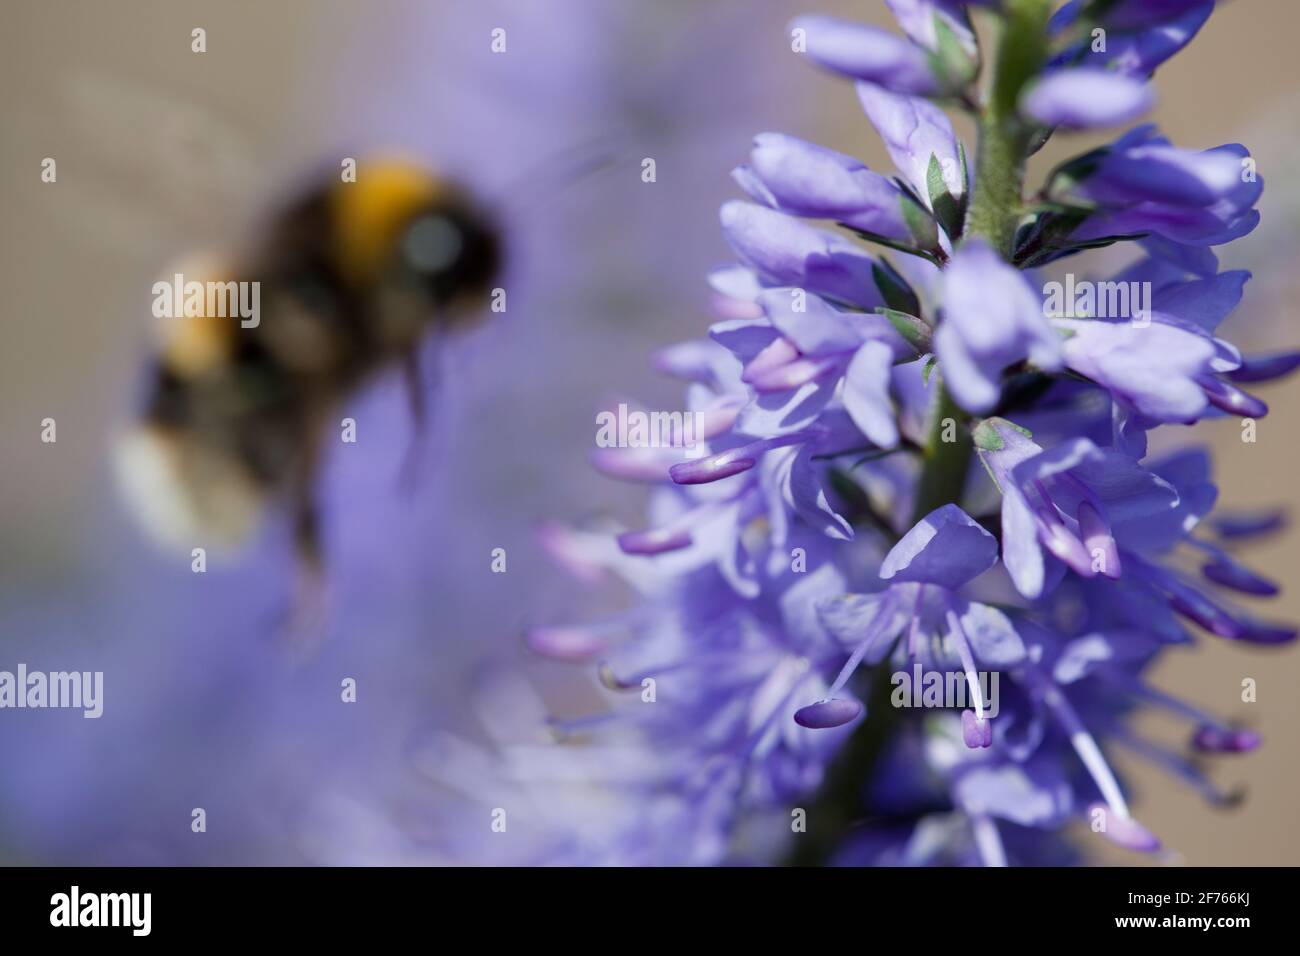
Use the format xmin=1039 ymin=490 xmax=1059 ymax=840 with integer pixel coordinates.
xmin=0 ymin=0 xmax=1296 ymax=865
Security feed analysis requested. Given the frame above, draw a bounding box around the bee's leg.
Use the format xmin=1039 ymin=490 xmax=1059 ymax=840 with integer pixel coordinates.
xmin=278 ymin=478 xmax=330 ymax=652
xmin=399 ymin=348 xmax=431 ymax=494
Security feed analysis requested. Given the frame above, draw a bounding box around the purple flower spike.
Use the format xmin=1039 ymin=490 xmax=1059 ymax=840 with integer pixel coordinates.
xmin=795 ymin=698 xmax=864 ymax=729
xmin=537 ymin=0 xmax=1295 ymax=869
xmin=962 ymin=709 xmax=993 ymax=749
xmin=1021 ymin=68 xmax=1154 ymax=129
xmin=1192 ymin=725 xmax=1261 ymax=754
xmin=1088 ymin=803 xmax=1161 ymax=853
xmin=881 ymin=503 xmax=999 ymax=590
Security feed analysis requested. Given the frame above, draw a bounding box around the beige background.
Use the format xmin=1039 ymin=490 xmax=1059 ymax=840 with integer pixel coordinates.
xmin=1 ymin=1 xmax=1297 ymax=864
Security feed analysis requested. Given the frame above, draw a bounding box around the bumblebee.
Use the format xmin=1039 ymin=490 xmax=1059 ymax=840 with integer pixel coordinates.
xmin=115 ymin=158 xmax=502 ymax=579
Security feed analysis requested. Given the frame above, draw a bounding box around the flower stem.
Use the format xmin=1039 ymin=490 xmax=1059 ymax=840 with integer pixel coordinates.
xmin=910 ymin=382 xmax=972 ymax=524
xmin=967 ymin=0 xmax=1054 ymax=258
xmin=782 ymin=1 xmax=1052 ymax=867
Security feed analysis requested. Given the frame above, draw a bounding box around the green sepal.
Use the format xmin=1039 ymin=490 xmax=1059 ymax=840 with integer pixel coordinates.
xmin=927 ymin=152 xmax=965 ymax=241
xmin=876 ymin=307 xmax=933 ymax=353
xmin=872 ymin=255 xmax=922 ymax=317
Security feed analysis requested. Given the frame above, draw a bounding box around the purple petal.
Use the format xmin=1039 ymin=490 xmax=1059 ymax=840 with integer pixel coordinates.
xmin=719 ymin=201 xmax=882 ymax=308
xmin=881 ymin=503 xmax=999 ymax=590
xmin=1021 ymin=68 xmax=1154 ymax=129
xmin=885 ymin=0 xmax=977 ymax=55
xmin=843 ymin=341 xmax=900 ymax=449
xmin=957 ymin=602 xmax=1026 ymax=666
xmin=745 ymin=133 xmax=911 ymax=240
xmin=936 ymin=241 xmax=1061 ymax=414
xmin=955 ymin=762 xmax=1073 ymax=827
xmin=793 ymin=16 xmax=937 ymax=95
xmin=856 ymin=82 xmax=966 ymax=208
xmin=786 ymin=445 xmax=854 ymax=540
xmin=757 ymin=288 xmax=863 ymax=357
xmin=1103 ymin=0 xmax=1215 ymax=30
xmin=1058 ymin=319 xmax=1216 ymax=422
xmin=1151 ymin=270 xmax=1249 ymax=334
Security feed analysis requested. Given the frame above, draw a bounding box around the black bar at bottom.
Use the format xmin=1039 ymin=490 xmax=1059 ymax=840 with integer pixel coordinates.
xmin=0 ymin=865 xmax=1286 ymax=941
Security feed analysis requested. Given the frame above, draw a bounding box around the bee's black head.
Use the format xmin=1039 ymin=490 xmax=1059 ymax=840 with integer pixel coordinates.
xmin=397 ymin=197 xmax=502 ymax=318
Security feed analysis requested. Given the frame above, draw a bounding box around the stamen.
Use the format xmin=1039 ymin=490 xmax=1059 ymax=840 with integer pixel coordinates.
xmin=747 ymin=357 xmax=837 ymax=393
xmin=1115 ymin=730 xmax=1245 ymax=807
xmin=907 ymin=585 xmax=926 ymax=658
xmin=669 ymin=430 xmax=817 ymax=485
xmin=1084 ymin=801 xmax=1161 ymax=852
xmin=617 ymin=527 xmax=693 ymax=556
xmin=961 ymin=708 xmax=992 ymax=748
xmin=1037 ymin=678 xmax=1132 ymax=820
xmin=1137 ymin=560 xmax=1249 ymax=639
xmin=1226 ymin=350 xmax=1300 ymax=384
xmin=793 ymin=697 xmax=863 ymax=729
xmin=590 ymin=445 xmax=681 ymax=482
xmin=943 ymin=608 xmax=988 ymax=722
xmin=969 ymin=813 xmax=1007 ymax=867
xmin=1117 ymin=675 xmax=1257 ymax=752
xmin=525 ymin=625 xmax=610 ymax=661
xmin=740 ymin=336 xmax=800 ymax=384
xmin=1192 ymin=543 xmax=1279 ymax=596
xmin=668 ymin=445 xmax=758 ymax=484
xmin=1198 ymin=375 xmax=1268 ymax=418
xmin=826 ymin=592 xmax=900 ymax=696
xmin=1029 ymin=481 xmax=1095 ymax=577
xmin=693 ymin=396 xmax=746 ymax=442
xmin=1192 ymin=725 xmax=1261 ymax=754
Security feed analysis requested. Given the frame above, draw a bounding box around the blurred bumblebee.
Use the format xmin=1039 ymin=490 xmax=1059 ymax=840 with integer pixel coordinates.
xmin=115 ymin=158 xmax=502 ymax=576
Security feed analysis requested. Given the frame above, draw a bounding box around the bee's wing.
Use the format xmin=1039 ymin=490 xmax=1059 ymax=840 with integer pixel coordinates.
xmin=51 ymin=70 xmax=263 ymax=255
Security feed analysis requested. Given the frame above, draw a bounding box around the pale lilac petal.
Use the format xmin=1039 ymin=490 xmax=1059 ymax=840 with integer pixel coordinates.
xmin=793 ymin=16 xmax=937 ymax=95
xmin=1021 ymin=69 xmax=1154 ymax=129
xmin=880 ymin=503 xmax=998 ymax=589
xmin=842 ymin=341 xmax=900 ymax=449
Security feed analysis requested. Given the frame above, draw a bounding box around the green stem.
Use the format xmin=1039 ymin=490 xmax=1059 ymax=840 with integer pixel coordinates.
xmin=910 ymin=383 xmax=972 ymax=525
xmin=782 ymin=0 xmax=1052 ymax=867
